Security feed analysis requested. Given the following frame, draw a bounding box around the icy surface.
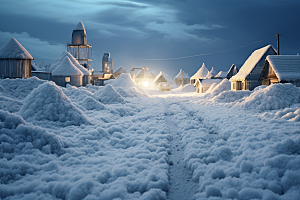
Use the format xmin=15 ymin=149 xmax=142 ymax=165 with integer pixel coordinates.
xmin=1 ymin=78 xmax=300 ymax=200
xmin=0 ymin=38 xmax=33 ymax=59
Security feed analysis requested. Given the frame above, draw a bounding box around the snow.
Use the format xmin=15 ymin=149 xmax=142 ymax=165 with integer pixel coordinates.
xmin=52 ymin=57 xmax=84 ymax=76
xmin=230 ymin=45 xmax=275 ymax=81
xmin=210 ymin=79 xmax=231 ymax=96
xmin=266 ymin=55 xmax=300 ymax=81
xmin=105 ymin=73 xmax=137 ymax=88
xmin=173 ymin=84 xmax=196 ymax=92
xmin=0 ymin=38 xmax=33 ymax=59
xmin=205 ymin=71 xmax=213 ymax=79
xmin=1 ymin=77 xmax=300 ymax=200
xmin=74 ymin=21 xmax=86 ymax=33
xmin=174 ymin=69 xmax=189 ymax=79
xmin=209 ymin=67 xmax=217 ymax=76
xmin=191 ymin=63 xmax=209 ymax=80
xmin=214 ymin=71 xmax=227 ymax=78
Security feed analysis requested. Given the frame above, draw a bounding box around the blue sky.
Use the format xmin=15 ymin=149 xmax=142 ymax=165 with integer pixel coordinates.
xmin=1 ymin=0 xmax=300 ymax=78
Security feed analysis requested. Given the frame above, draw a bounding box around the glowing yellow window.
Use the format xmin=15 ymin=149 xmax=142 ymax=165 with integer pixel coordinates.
xmin=65 ymin=77 xmax=70 ymax=82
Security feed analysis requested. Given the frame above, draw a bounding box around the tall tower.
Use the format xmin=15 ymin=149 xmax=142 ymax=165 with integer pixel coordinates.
xmin=102 ymin=53 xmax=113 ymax=74
xmin=67 ymin=22 xmax=92 ymax=71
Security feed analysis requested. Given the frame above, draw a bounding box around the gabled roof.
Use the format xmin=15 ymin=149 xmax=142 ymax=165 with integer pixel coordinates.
xmin=153 ymin=71 xmax=167 ymax=83
xmin=195 ymin=78 xmax=223 ymax=87
xmin=52 ymin=57 xmax=83 ymax=76
xmin=114 ymin=66 xmax=126 ymax=73
xmin=230 ymin=45 xmax=276 ymax=81
xmin=175 ymin=69 xmax=189 ymax=79
xmin=136 ymin=69 xmax=155 ymax=79
xmin=266 ymin=55 xmax=300 ymax=81
xmin=74 ymin=21 xmax=86 ymax=34
xmin=0 ymin=38 xmax=33 ymax=59
xmin=226 ymin=64 xmax=239 ymax=79
xmin=191 ymin=63 xmax=209 ymax=79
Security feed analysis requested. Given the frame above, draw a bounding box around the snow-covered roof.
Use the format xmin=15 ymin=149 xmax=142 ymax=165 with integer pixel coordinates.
xmin=199 ymin=79 xmax=223 ymax=87
xmin=227 ymin=64 xmax=239 ymax=75
xmin=210 ymin=67 xmax=217 ymax=76
xmin=267 ymin=55 xmax=300 ymax=81
xmin=230 ymin=45 xmax=276 ymax=81
xmin=52 ymin=57 xmax=83 ymax=76
xmin=114 ymin=66 xmax=126 ymax=74
xmin=56 ymin=51 xmax=90 ymax=75
xmin=0 ymin=38 xmax=33 ymax=60
xmin=136 ymin=69 xmax=155 ymax=78
xmin=175 ymin=69 xmax=189 ymax=79
xmin=206 ymin=71 xmax=213 ymax=79
xmin=153 ymin=71 xmax=167 ymax=83
xmin=191 ymin=63 xmax=209 ymax=79
xmin=74 ymin=21 xmax=86 ymax=34
xmin=214 ymin=71 xmax=227 ymax=78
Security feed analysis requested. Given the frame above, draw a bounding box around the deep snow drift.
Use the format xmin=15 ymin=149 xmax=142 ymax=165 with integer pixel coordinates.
xmin=1 ymin=77 xmax=300 ymax=200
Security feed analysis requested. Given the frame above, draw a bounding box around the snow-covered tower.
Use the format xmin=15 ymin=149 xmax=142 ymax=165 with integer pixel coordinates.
xmin=67 ymin=22 xmax=92 ymax=71
xmin=102 ymin=53 xmax=113 ymax=74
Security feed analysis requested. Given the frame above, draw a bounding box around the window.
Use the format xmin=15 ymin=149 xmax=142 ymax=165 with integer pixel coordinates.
xmin=237 ymin=81 xmax=242 ymax=90
xmin=65 ymin=77 xmax=70 ymax=82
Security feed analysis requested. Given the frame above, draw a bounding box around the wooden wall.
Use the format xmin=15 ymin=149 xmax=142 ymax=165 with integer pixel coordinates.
xmin=0 ymin=59 xmax=31 ymax=78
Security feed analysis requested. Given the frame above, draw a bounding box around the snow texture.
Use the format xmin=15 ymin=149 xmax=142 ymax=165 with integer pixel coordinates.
xmin=19 ymin=81 xmax=90 ymax=126
xmin=0 ymin=38 xmax=33 ymax=59
xmin=173 ymin=84 xmax=196 ymax=92
xmin=52 ymin=57 xmax=84 ymax=76
xmin=174 ymin=69 xmax=189 ymax=79
xmin=191 ymin=63 xmax=209 ymax=80
xmin=94 ymin=84 xmax=125 ymax=104
xmin=230 ymin=45 xmax=275 ymax=81
xmin=210 ymin=79 xmax=231 ymax=96
xmin=58 ymin=51 xmax=90 ymax=75
xmin=106 ymin=73 xmax=137 ymax=88
xmin=266 ymin=55 xmax=300 ymax=81
xmin=214 ymin=71 xmax=227 ymax=78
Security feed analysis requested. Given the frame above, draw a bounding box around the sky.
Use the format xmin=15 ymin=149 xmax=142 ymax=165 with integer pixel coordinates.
xmin=1 ymin=0 xmax=300 ymax=78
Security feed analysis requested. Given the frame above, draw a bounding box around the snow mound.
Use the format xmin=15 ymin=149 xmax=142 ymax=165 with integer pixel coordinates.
xmin=174 ymin=84 xmax=196 ymax=92
xmin=210 ymin=90 xmax=252 ymax=103
xmin=205 ymin=83 xmax=218 ymax=93
xmin=261 ymin=106 xmax=300 ymax=122
xmin=116 ymin=87 xmax=133 ymax=97
xmin=0 ymin=76 xmax=46 ymax=100
xmin=80 ymin=96 xmax=105 ymax=111
xmin=0 ymin=111 xmax=64 ymax=161
xmin=210 ymin=79 xmax=231 ymax=96
xmin=108 ymin=74 xmax=137 ymax=88
xmin=234 ymin=83 xmax=300 ymax=111
xmin=0 ymin=95 xmax=23 ymax=113
xmin=19 ymin=82 xmax=90 ymax=126
xmin=94 ymin=84 xmax=125 ymax=104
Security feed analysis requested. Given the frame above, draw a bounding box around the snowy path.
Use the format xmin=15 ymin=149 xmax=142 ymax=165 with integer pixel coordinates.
xmin=164 ymin=99 xmax=198 ymax=200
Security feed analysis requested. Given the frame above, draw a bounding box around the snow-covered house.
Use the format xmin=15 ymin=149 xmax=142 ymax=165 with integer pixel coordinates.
xmin=190 ymin=63 xmax=209 ymax=84
xmin=230 ymin=45 xmax=277 ymax=91
xmin=153 ymin=71 xmax=168 ymax=87
xmin=113 ymin=66 xmax=126 ymax=78
xmin=134 ymin=69 xmax=156 ymax=86
xmin=0 ymin=38 xmax=33 ymax=79
xmin=194 ymin=79 xmax=223 ymax=93
xmin=52 ymin=57 xmax=83 ymax=87
xmin=259 ymin=55 xmax=300 ymax=87
xmin=226 ymin=64 xmax=240 ymax=79
xmin=174 ymin=69 xmax=189 ymax=86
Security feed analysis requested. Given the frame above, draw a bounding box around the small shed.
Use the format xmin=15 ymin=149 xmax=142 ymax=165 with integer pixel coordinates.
xmin=52 ymin=57 xmax=83 ymax=87
xmin=194 ymin=79 xmax=223 ymax=93
xmin=226 ymin=64 xmax=240 ymax=79
xmin=113 ymin=66 xmax=126 ymax=78
xmin=229 ymin=45 xmax=277 ymax=91
xmin=190 ymin=63 xmax=209 ymax=84
xmin=0 ymin=38 xmax=33 ymax=79
xmin=153 ymin=71 xmax=168 ymax=87
xmin=174 ymin=69 xmax=189 ymax=86
xmin=259 ymin=55 xmax=300 ymax=87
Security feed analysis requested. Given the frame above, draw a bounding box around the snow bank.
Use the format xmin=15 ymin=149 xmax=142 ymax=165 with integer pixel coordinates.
xmin=210 ymin=79 xmax=231 ymax=96
xmin=234 ymin=83 xmax=300 ymax=111
xmin=261 ymin=106 xmax=300 ymax=122
xmin=19 ymin=82 xmax=90 ymax=126
xmin=94 ymin=84 xmax=125 ymax=104
xmin=205 ymin=83 xmax=218 ymax=93
xmin=174 ymin=84 xmax=196 ymax=92
xmin=115 ymin=87 xmax=134 ymax=98
xmin=80 ymin=96 xmax=105 ymax=111
xmin=106 ymin=74 xmax=137 ymax=88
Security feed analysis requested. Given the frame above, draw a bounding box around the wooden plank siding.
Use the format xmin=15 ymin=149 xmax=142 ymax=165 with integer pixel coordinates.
xmin=0 ymin=59 xmax=31 ymax=78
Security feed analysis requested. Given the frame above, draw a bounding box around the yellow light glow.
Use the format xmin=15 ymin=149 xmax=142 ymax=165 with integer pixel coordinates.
xmin=143 ymin=81 xmax=149 ymax=87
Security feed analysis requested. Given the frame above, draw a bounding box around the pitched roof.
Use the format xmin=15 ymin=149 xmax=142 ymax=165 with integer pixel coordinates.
xmin=175 ymin=69 xmax=189 ymax=79
xmin=52 ymin=57 xmax=84 ymax=76
xmin=153 ymin=71 xmax=167 ymax=83
xmin=214 ymin=71 xmax=227 ymax=78
xmin=230 ymin=45 xmax=276 ymax=81
xmin=191 ymin=63 xmax=209 ymax=79
xmin=209 ymin=67 xmax=218 ymax=76
xmin=198 ymin=79 xmax=223 ymax=87
xmin=114 ymin=66 xmax=126 ymax=73
xmin=0 ymin=38 xmax=33 ymax=59
xmin=267 ymin=55 xmax=300 ymax=81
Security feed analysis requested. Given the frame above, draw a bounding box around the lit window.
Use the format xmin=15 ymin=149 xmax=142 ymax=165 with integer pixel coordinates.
xmin=65 ymin=77 xmax=70 ymax=82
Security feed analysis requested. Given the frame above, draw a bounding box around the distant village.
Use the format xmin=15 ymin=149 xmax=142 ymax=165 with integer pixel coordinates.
xmin=0 ymin=21 xmax=300 ymax=92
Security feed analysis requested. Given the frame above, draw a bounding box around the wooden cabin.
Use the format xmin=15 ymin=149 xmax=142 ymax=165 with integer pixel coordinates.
xmin=153 ymin=71 xmax=168 ymax=87
xmin=190 ymin=63 xmax=209 ymax=84
xmin=195 ymin=79 xmax=223 ymax=93
xmin=229 ymin=45 xmax=277 ymax=91
xmin=174 ymin=69 xmax=189 ymax=86
xmin=0 ymin=38 xmax=33 ymax=79
xmin=52 ymin=57 xmax=83 ymax=87
xmin=259 ymin=55 xmax=300 ymax=87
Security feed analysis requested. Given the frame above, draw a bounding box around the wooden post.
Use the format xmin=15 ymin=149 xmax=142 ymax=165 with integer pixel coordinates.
xmin=277 ymin=33 xmax=280 ymax=55
xmin=181 ymin=70 xmax=184 ymax=86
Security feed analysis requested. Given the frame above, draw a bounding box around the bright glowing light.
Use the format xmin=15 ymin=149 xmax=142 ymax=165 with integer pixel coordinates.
xmin=143 ymin=81 xmax=149 ymax=87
